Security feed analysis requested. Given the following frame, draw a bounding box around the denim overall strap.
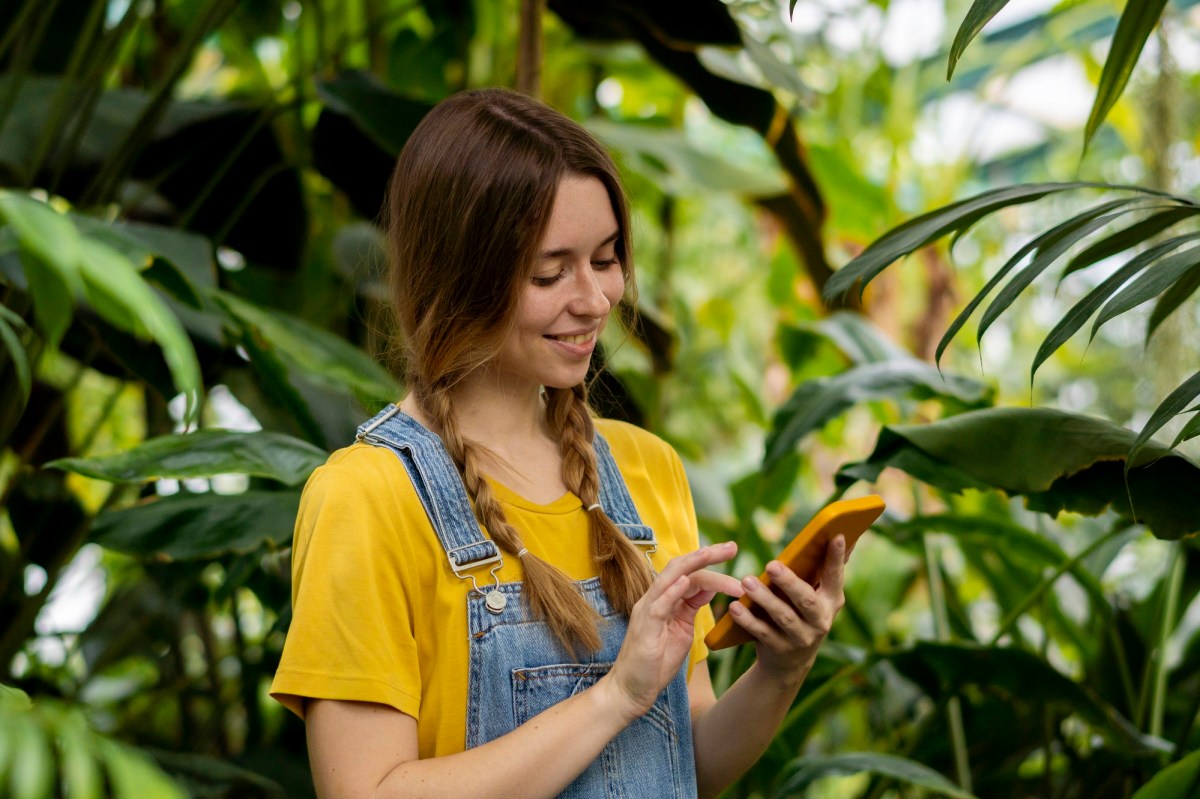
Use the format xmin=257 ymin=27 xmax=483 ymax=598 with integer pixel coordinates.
xmin=593 ymin=432 xmax=657 ymax=560
xmin=355 ymin=405 xmax=500 ymax=578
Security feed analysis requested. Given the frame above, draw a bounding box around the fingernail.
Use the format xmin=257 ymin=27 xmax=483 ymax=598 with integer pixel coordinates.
xmin=765 ymin=561 xmax=783 ymax=577
xmin=728 ymin=602 xmax=743 ymax=615
xmin=742 ymin=575 xmax=759 ymax=590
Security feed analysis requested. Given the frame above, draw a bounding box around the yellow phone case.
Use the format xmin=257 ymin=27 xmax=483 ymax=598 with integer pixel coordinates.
xmin=704 ymin=495 xmax=885 ymax=651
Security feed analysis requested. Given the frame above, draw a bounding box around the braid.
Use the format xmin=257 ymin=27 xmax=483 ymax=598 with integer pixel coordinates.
xmin=419 ymin=385 xmax=602 ymax=654
xmin=545 ymin=385 xmax=654 ymax=616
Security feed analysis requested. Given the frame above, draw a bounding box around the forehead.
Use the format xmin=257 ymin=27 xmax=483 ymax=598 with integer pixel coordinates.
xmin=541 ymin=176 xmax=618 ymax=250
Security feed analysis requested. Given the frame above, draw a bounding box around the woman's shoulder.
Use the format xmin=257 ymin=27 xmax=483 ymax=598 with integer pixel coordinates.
xmin=307 ymin=441 xmax=412 ymax=492
xmin=593 ymin=418 xmax=681 ymax=470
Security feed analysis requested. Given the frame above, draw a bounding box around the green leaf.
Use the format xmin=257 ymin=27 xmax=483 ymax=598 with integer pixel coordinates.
xmin=977 ymin=209 xmax=1127 ymax=343
xmin=822 ymin=183 xmax=1140 ymax=303
xmin=764 ymin=360 xmax=991 ymax=470
xmin=8 ymin=714 xmax=53 ymax=799
xmin=0 ymin=191 xmax=83 ymax=295
xmin=212 ymin=290 xmax=399 ymax=405
xmin=885 ymin=641 xmax=1167 ymax=754
xmin=231 ymin=323 xmax=328 ymax=447
xmin=1030 ymin=236 xmax=1192 ymax=380
xmin=777 ymin=751 xmax=977 ymax=798
xmin=815 ymin=311 xmax=914 ymax=365
xmin=78 ymin=240 xmax=202 ymax=422
xmin=836 ymin=407 xmax=1200 ymax=539
xmin=0 ymin=305 xmax=31 ymax=412
xmin=47 ymin=430 xmax=326 ymax=486
xmin=731 ymin=452 xmax=801 ymax=520
xmin=91 ymin=490 xmax=300 ymax=560
xmin=98 ymin=738 xmax=186 ymax=799
xmin=0 ymin=684 xmax=32 ymax=710
xmin=1132 ymin=747 xmax=1200 ymax=798
xmin=1091 ymin=242 xmax=1200 ymax=337
xmin=56 ymin=711 xmax=103 ymax=799
xmin=1060 ymin=205 xmax=1200 ymax=279
xmin=1172 ymin=411 xmax=1200 ymax=448
xmin=316 ymin=70 xmax=433 ymax=156
xmin=948 ymin=0 xmax=1012 ymax=79
xmin=1146 ymin=261 xmax=1200 ymax=341
xmin=1083 ymin=0 xmax=1170 ymax=151
xmin=1128 ymin=371 xmax=1200 ymax=470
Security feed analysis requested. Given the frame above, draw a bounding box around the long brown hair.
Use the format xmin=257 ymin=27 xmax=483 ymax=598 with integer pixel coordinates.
xmin=386 ymin=88 xmax=653 ymax=652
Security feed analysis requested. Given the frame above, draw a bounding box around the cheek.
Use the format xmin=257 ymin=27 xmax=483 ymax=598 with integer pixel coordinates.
xmin=601 ymin=270 xmax=627 ymax=305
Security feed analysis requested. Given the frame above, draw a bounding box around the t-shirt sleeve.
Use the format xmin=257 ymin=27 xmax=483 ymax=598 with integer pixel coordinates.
xmin=269 ymin=449 xmax=423 ymax=720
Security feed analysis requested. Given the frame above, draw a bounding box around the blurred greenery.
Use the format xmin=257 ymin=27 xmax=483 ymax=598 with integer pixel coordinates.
xmin=1 ymin=0 xmax=1198 ymax=796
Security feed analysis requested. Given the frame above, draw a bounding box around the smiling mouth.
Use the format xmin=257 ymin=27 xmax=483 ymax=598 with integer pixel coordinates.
xmin=548 ymin=333 xmax=595 ymax=344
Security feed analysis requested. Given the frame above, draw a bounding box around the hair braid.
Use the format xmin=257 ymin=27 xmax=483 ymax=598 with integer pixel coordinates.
xmin=419 ymin=386 xmax=602 ymax=654
xmin=545 ymin=385 xmax=655 ymax=616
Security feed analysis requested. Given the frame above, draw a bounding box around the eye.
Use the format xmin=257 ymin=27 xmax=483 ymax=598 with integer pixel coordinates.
xmin=591 ymin=257 xmax=619 ymax=270
xmin=531 ymin=270 xmax=564 ymax=287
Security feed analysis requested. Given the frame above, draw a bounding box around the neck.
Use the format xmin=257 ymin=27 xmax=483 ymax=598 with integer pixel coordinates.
xmin=402 ymin=369 xmax=552 ymax=451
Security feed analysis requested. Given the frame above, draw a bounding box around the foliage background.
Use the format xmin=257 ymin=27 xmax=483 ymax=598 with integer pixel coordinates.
xmin=1 ymin=0 xmax=1199 ymax=796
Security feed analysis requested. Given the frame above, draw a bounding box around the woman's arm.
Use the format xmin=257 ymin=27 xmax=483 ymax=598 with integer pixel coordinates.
xmin=689 ymin=535 xmax=847 ymax=798
xmin=307 ymin=542 xmax=743 ymax=799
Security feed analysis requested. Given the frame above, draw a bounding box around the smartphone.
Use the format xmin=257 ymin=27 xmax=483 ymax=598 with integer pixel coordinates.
xmin=704 ymin=494 xmax=885 ymax=651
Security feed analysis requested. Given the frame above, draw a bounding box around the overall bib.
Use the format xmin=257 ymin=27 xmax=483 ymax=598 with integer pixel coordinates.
xmin=357 ymin=405 xmax=698 ymax=799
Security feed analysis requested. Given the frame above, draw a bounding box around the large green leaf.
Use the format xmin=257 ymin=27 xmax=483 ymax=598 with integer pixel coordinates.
xmin=1083 ymin=0 xmax=1171 ymax=151
xmin=884 ymin=641 xmax=1167 ymax=754
xmin=212 ymin=290 xmax=398 ymax=405
xmin=764 ymin=360 xmax=992 ymax=469
xmin=1147 ymin=261 xmax=1200 ymax=341
xmin=775 ymin=751 xmax=977 ymax=798
xmin=836 ymin=407 xmax=1200 ymax=539
xmin=821 ymin=183 xmax=1147 ymax=302
xmin=91 ymin=490 xmax=300 ymax=561
xmin=1132 ymin=748 xmax=1200 ymax=798
xmin=47 ymin=430 xmax=326 ymax=486
xmin=947 ymin=0 xmax=1013 ymax=79
xmin=315 ymin=70 xmax=433 ymax=156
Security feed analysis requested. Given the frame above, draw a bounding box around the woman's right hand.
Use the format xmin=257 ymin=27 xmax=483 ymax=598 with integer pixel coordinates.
xmin=601 ymin=542 xmax=743 ymax=721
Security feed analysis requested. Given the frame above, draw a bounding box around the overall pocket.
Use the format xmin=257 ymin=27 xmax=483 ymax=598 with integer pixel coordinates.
xmin=512 ymin=662 xmax=685 ymax=799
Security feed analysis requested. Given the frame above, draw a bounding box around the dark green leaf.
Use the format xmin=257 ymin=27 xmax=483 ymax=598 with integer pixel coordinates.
xmin=213 ymin=290 xmax=398 ymax=405
xmin=91 ymin=490 xmax=300 ymax=561
xmin=731 ymin=452 xmax=801 ymax=519
xmin=977 ymin=210 xmax=1126 ymax=343
xmin=1172 ymin=412 xmax=1200 ymax=448
xmin=1146 ymin=262 xmax=1200 ymax=342
xmin=1132 ymin=748 xmax=1200 ymax=798
xmin=935 ymin=197 xmax=1144 ymax=364
xmin=47 ymin=430 xmax=326 ymax=486
xmin=885 ymin=641 xmax=1167 ymax=754
xmin=1083 ymin=0 xmax=1171 ymax=150
xmin=1091 ymin=242 xmax=1200 ymax=337
xmin=764 ymin=360 xmax=991 ymax=469
xmin=315 ymin=70 xmax=433 ymax=155
xmin=777 ymin=751 xmax=976 ymax=798
xmin=1060 ymin=206 xmax=1199 ymax=279
xmin=822 ymin=183 xmax=1151 ymax=302
xmin=836 ymin=407 xmax=1200 ymax=539
xmin=1030 ymin=238 xmax=1192 ymax=379
xmin=1128 ymin=371 xmax=1200 ymax=470
xmin=0 ymin=305 xmax=31 ymax=412
xmin=948 ymin=0 xmax=1012 ymax=79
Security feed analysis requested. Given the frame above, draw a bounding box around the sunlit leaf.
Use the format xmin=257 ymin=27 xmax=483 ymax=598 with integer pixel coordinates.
xmin=1127 ymin=371 xmax=1200 ymax=471
xmin=56 ymin=711 xmax=103 ymax=799
xmin=1132 ymin=747 xmax=1200 ymax=798
xmin=776 ymin=751 xmax=977 ymax=798
xmin=837 ymin=407 xmax=1200 ymax=539
xmin=47 ymin=430 xmax=326 ymax=486
xmin=98 ymin=738 xmax=186 ymax=799
xmin=8 ymin=714 xmax=54 ymax=799
xmin=91 ymin=490 xmax=300 ymax=560
xmin=948 ymin=0 xmax=1013 ymax=80
xmin=1083 ymin=0 xmax=1170 ymax=151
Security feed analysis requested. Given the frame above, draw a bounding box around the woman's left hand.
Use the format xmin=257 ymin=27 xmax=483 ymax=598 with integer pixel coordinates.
xmin=726 ymin=535 xmax=846 ymax=681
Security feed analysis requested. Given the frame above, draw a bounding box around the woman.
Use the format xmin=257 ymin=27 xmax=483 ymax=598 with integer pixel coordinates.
xmin=270 ymin=88 xmax=846 ymax=798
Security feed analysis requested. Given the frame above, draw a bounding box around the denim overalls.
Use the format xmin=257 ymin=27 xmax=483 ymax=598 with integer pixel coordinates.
xmin=357 ymin=405 xmax=698 ymax=798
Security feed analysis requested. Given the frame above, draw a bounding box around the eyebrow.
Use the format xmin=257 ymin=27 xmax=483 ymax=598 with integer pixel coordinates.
xmin=539 ymin=230 xmax=620 ymax=260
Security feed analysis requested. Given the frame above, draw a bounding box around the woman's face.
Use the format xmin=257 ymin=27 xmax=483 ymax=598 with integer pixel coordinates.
xmin=490 ymin=175 xmax=626 ymax=394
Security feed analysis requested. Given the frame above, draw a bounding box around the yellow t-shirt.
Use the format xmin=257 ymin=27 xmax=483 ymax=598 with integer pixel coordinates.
xmin=269 ymin=418 xmax=714 ymax=759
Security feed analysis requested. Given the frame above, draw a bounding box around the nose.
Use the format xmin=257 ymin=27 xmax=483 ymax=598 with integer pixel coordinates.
xmin=569 ymin=264 xmax=613 ymax=318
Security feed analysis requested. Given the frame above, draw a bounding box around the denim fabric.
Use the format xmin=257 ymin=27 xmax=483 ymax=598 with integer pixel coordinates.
xmin=357 ymin=405 xmax=697 ymax=798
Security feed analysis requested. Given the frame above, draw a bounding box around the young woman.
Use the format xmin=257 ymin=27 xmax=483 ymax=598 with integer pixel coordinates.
xmin=270 ymin=88 xmax=847 ymax=798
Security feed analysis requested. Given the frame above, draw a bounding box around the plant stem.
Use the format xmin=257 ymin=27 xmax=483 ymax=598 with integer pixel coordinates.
xmin=1149 ymin=542 xmax=1184 ymax=743
xmin=924 ymin=534 xmax=973 ymax=794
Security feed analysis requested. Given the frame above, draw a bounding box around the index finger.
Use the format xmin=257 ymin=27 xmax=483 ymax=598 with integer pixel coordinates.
xmin=819 ymin=535 xmax=846 ymax=595
xmin=646 ymin=542 xmax=738 ymax=602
